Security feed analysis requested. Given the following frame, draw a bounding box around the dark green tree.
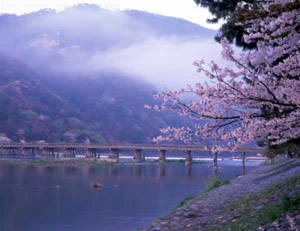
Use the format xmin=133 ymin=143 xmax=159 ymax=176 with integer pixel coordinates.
xmin=194 ymin=0 xmax=261 ymax=49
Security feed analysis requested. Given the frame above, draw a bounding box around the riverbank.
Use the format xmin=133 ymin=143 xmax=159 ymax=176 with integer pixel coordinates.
xmin=0 ymin=157 xmax=117 ymax=166
xmin=0 ymin=157 xmax=216 ymax=166
xmin=142 ymin=159 xmax=300 ymax=230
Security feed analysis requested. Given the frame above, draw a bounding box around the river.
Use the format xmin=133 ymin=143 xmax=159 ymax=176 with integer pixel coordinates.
xmin=0 ymin=160 xmax=261 ymax=231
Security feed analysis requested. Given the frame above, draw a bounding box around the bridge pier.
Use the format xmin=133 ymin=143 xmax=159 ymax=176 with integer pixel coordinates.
xmin=159 ymin=150 xmax=166 ymax=163
xmin=158 ymin=164 xmax=166 ymax=178
xmin=39 ymin=148 xmax=45 ymax=157
xmin=109 ymin=148 xmax=119 ymax=160
xmin=84 ymin=148 xmax=89 ymax=158
xmin=44 ymin=148 xmax=56 ymax=158
xmin=21 ymin=147 xmax=34 ymax=158
xmin=87 ymin=148 xmax=97 ymax=158
xmin=65 ymin=148 xmax=76 ymax=158
xmin=185 ymin=150 xmax=192 ymax=165
xmin=31 ymin=148 xmax=36 ymax=158
xmin=31 ymin=148 xmax=35 ymax=158
xmin=5 ymin=148 xmax=12 ymax=157
xmin=5 ymin=148 xmax=11 ymax=157
xmin=16 ymin=148 xmax=21 ymax=157
xmin=43 ymin=148 xmax=49 ymax=157
xmin=133 ymin=149 xmax=143 ymax=163
xmin=22 ymin=148 xmax=26 ymax=158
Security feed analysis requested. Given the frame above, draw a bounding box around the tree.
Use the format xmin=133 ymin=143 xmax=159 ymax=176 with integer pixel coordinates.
xmin=147 ymin=0 xmax=300 ymax=153
xmin=0 ymin=133 xmax=11 ymax=143
xmin=63 ymin=131 xmax=77 ymax=143
xmin=194 ymin=0 xmax=262 ymax=49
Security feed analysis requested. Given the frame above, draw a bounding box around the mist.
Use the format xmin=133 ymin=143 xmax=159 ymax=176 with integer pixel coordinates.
xmin=0 ymin=4 xmax=224 ymax=90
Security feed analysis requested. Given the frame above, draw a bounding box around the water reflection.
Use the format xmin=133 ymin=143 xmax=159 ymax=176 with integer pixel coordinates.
xmin=0 ymin=161 xmax=260 ymax=231
xmin=46 ymin=166 xmax=54 ymax=173
xmin=64 ymin=166 xmax=76 ymax=175
xmin=88 ymin=166 xmax=97 ymax=175
xmin=109 ymin=166 xmax=119 ymax=176
xmin=158 ymin=164 xmax=166 ymax=178
xmin=134 ymin=165 xmax=142 ymax=177
xmin=185 ymin=163 xmax=191 ymax=178
xmin=25 ymin=165 xmax=37 ymax=173
xmin=213 ymin=167 xmax=218 ymax=177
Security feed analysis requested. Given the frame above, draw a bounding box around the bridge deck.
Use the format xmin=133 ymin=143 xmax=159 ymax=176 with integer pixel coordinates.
xmin=0 ymin=143 xmax=265 ymax=153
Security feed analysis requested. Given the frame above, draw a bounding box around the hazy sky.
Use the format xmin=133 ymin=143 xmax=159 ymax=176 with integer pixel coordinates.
xmin=0 ymin=0 xmax=220 ymax=29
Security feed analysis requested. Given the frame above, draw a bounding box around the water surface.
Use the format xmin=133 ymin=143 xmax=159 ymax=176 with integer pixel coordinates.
xmin=0 ymin=161 xmax=260 ymax=231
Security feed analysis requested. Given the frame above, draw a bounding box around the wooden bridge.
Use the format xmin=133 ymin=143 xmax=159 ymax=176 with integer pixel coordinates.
xmin=0 ymin=143 xmax=265 ymax=166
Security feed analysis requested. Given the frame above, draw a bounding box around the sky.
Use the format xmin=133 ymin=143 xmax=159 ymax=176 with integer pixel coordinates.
xmin=0 ymin=0 xmax=220 ymax=30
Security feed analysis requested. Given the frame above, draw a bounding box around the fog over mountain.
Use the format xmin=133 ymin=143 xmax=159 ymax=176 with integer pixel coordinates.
xmin=0 ymin=4 xmax=221 ymax=89
xmin=0 ymin=4 xmax=222 ymax=143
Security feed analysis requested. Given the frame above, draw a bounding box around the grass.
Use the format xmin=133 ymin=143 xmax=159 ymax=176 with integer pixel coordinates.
xmin=200 ymin=176 xmax=231 ymax=195
xmin=265 ymin=160 xmax=298 ymax=174
xmin=90 ymin=158 xmax=116 ymax=166
xmin=261 ymin=158 xmax=287 ymax=166
xmin=9 ymin=158 xmax=117 ymax=167
xmin=142 ymin=160 xmax=300 ymax=231
xmin=192 ymin=160 xmax=211 ymax=164
xmin=26 ymin=159 xmax=66 ymax=165
xmin=172 ymin=196 xmax=195 ymax=210
xmin=217 ymin=174 xmax=300 ymax=230
xmin=156 ymin=159 xmax=185 ymax=164
xmin=223 ymin=193 xmax=300 ymax=231
xmin=155 ymin=159 xmax=210 ymax=164
xmin=171 ymin=177 xmax=231 ymax=212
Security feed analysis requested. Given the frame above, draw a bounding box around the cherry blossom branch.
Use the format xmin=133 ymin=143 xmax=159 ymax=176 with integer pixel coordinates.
xmin=145 ymin=0 xmax=300 ymax=151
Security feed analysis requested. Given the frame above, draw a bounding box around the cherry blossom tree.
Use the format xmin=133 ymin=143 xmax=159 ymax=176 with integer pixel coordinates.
xmin=0 ymin=133 xmax=11 ymax=144
xmin=146 ymin=0 xmax=300 ymax=152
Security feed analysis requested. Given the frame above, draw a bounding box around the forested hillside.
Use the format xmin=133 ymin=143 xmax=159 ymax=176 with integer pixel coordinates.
xmin=0 ymin=4 xmax=215 ymax=143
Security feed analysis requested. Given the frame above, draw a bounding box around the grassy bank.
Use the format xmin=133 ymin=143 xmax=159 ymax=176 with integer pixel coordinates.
xmin=3 ymin=158 xmax=117 ymax=166
xmin=172 ymin=177 xmax=231 ymax=211
xmin=220 ymin=173 xmax=300 ymax=230
xmin=200 ymin=176 xmax=231 ymax=196
xmin=151 ymin=159 xmax=210 ymax=164
xmin=142 ymin=159 xmax=300 ymax=231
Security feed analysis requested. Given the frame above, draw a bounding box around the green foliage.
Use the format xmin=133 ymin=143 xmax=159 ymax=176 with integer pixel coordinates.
xmin=224 ymin=194 xmax=300 ymax=231
xmin=258 ymin=138 xmax=300 ymax=159
xmin=194 ymin=0 xmax=260 ymax=49
xmin=172 ymin=196 xmax=195 ymax=210
xmin=221 ymin=174 xmax=300 ymax=230
xmin=164 ymin=159 xmax=185 ymax=163
xmin=90 ymin=158 xmax=115 ymax=167
xmin=26 ymin=159 xmax=65 ymax=165
xmin=20 ymin=110 xmax=38 ymax=120
xmin=200 ymin=176 xmax=231 ymax=195
xmin=162 ymin=159 xmax=209 ymax=164
xmin=20 ymin=158 xmax=117 ymax=166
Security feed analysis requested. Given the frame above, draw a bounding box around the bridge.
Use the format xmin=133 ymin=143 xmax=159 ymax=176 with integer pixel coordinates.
xmin=0 ymin=143 xmax=265 ymax=166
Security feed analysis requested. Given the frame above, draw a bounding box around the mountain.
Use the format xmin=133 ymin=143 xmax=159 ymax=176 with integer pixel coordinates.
xmin=0 ymin=53 xmax=188 ymax=143
xmin=0 ymin=5 xmax=215 ymax=143
xmin=0 ymin=53 xmax=82 ymax=142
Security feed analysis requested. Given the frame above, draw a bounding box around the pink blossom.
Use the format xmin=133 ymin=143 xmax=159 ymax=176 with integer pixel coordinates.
xmin=147 ymin=0 xmax=300 ymax=151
